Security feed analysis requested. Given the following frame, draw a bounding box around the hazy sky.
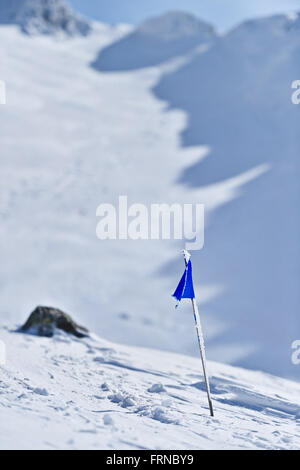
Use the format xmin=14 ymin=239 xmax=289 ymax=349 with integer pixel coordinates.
xmin=69 ymin=0 xmax=300 ymax=32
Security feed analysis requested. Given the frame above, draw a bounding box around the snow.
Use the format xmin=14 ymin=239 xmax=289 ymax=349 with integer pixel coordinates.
xmin=0 ymin=5 xmax=299 ymax=434
xmin=153 ymin=12 xmax=300 ymax=379
xmin=0 ymin=23 xmax=262 ymax=375
xmin=148 ymin=383 xmax=166 ymax=393
xmin=0 ymin=326 xmax=299 ymax=450
xmin=1 ymin=4 xmax=299 ymax=450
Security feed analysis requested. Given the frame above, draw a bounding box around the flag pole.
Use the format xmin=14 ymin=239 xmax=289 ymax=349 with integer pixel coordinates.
xmin=173 ymin=249 xmax=214 ymax=417
xmin=190 ymin=297 xmax=214 ymax=417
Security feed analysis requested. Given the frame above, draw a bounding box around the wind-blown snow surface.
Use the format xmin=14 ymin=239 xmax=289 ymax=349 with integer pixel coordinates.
xmin=0 ymin=327 xmax=299 ymax=450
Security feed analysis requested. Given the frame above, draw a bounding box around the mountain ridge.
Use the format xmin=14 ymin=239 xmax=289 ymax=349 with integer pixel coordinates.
xmin=152 ymin=9 xmax=300 ymax=378
xmin=0 ymin=7 xmax=299 ymax=380
xmin=0 ymin=0 xmax=91 ymax=36
xmin=92 ymin=10 xmax=217 ymax=71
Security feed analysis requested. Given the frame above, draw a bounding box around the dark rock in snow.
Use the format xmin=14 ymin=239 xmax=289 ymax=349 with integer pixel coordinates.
xmin=21 ymin=306 xmax=89 ymax=338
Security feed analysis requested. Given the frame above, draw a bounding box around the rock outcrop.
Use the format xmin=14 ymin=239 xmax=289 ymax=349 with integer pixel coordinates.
xmin=0 ymin=0 xmax=91 ymax=36
xmin=21 ymin=305 xmax=89 ymax=338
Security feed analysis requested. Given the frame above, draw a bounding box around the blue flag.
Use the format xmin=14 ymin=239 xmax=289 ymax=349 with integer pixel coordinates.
xmin=173 ymin=258 xmax=195 ymax=303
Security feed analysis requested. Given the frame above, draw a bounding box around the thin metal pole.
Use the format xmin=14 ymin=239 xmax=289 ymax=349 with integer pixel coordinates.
xmin=191 ymin=298 xmax=214 ymax=417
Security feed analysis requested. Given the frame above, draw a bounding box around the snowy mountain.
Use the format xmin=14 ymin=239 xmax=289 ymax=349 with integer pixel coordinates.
xmin=0 ymin=4 xmax=299 ymax=385
xmin=153 ymin=12 xmax=300 ymax=379
xmin=92 ymin=11 xmax=216 ymax=71
xmin=0 ymin=18 xmax=223 ymax=369
xmin=0 ymin=326 xmax=299 ymax=450
xmin=0 ymin=0 xmax=91 ymax=35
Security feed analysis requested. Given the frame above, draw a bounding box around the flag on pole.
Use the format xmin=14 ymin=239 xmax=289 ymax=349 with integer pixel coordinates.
xmin=172 ymin=250 xmax=215 ymax=417
xmin=173 ymin=250 xmax=195 ymax=303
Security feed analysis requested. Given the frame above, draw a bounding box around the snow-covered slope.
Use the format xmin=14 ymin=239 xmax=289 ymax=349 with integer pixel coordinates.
xmin=0 ymin=0 xmax=91 ymax=35
xmin=92 ymin=11 xmax=216 ymax=71
xmin=0 ymin=327 xmax=299 ymax=450
xmin=154 ymin=12 xmax=300 ymax=379
xmin=0 ymin=7 xmax=299 ymax=382
xmin=0 ymin=22 xmax=250 ymax=366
